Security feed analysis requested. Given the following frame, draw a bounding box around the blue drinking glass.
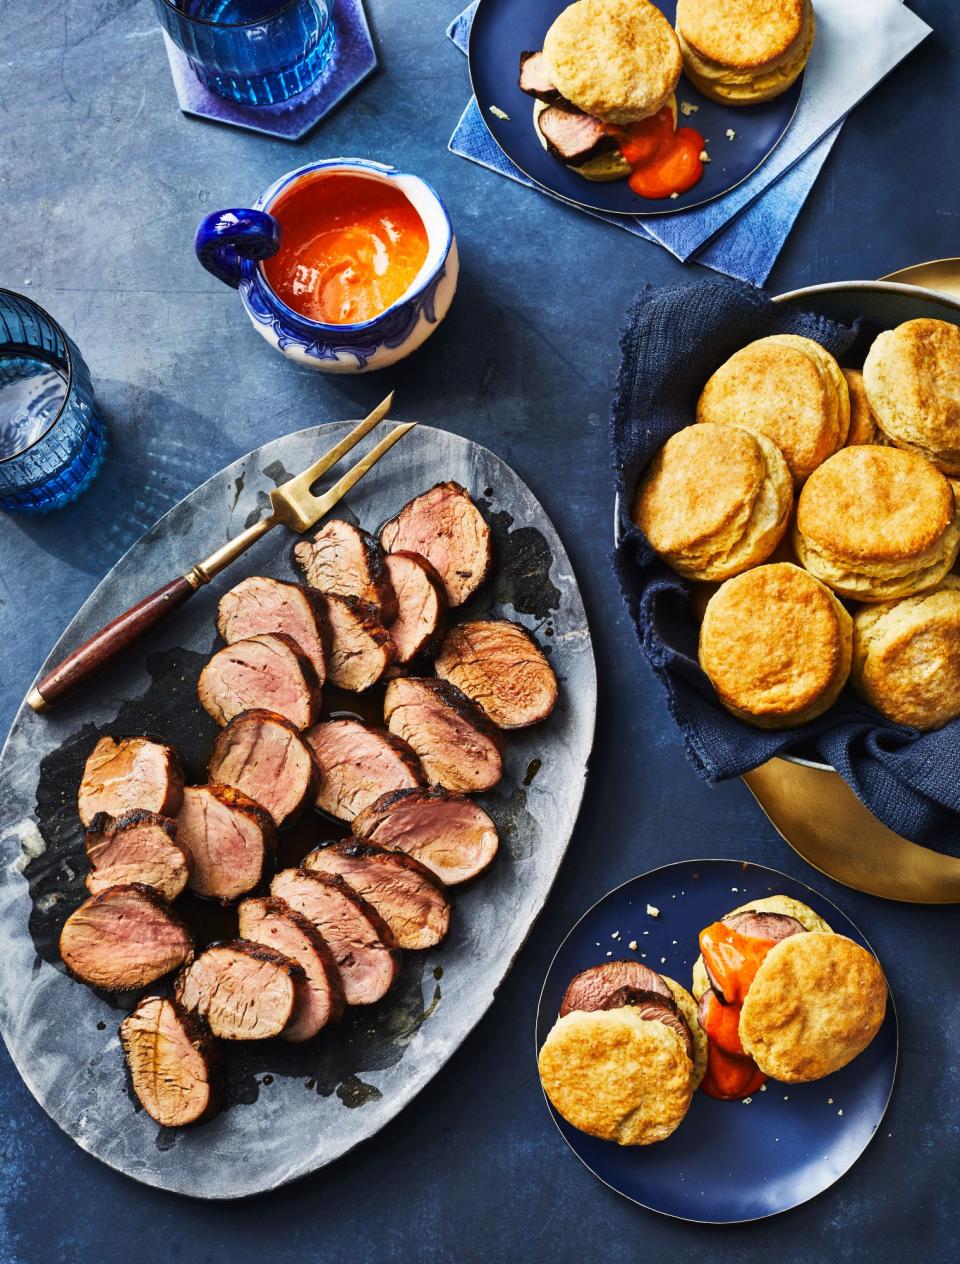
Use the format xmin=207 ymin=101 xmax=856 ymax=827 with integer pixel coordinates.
xmin=0 ymin=290 xmax=107 ymax=515
xmin=154 ymin=0 xmax=336 ymax=106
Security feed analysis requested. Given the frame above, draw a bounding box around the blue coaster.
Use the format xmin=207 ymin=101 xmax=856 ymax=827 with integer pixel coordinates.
xmin=161 ymin=0 xmax=377 ymax=142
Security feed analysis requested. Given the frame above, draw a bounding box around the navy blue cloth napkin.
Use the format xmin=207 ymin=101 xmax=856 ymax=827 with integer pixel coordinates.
xmin=613 ymin=280 xmax=960 ymax=853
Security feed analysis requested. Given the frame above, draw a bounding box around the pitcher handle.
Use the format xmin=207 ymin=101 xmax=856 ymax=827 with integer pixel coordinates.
xmin=195 ymin=208 xmax=280 ymax=288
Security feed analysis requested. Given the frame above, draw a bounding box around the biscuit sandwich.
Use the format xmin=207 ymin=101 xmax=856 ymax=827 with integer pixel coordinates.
xmin=519 ymin=0 xmax=683 ymax=183
xmin=692 ymin=895 xmax=887 ymax=1090
xmin=632 ymin=422 xmax=793 ymax=581
xmin=698 ymin=563 xmax=852 ymax=728
xmin=852 ymin=575 xmax=960 ymax=730
xmin=794 ymin=445 xmax=960 ymax=601
xmin=538 ymin=959 xmax=704 ymax=1145
xmin=675 ymin=0 xmax=815 ymax=105
xmin=696 ymin=334 xmax=849 ymax=484
xmin=863 ymin=318 xmax=960 ymax=475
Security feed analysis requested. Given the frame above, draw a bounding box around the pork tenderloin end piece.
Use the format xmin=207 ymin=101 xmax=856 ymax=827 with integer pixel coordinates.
xmin=216 ymin=575 xmax=327 ymax=686
xmin=198 ymin=633 xmax=320 ymax=730
xmin=383 ymin=677 xmax=503 ymax=794
xmin=85 ymin=810 xmax=191 ymax=902
xmin=120 ymin=996 xmax=222 ymax=1127
xmin=435 ymin=619 xmax=558 ymax=729
xmin=59 ymin=884 xmax=194 ymax=991
xmin=176 ymin=783 xmax=276 ymax=903
xmin=175 ymin=939 xmax=306 ymax=1040
xmin=78 ymin=736 xmax=184 ymax=828
xmin=383 ymin=551 xmax=448 ymax=663
xmin=379 ymin=482 xmax=493 ymax=608
xmin=294 ymin=519 xmax=397 ymax=622
xmin=208 ymin=709 xmax=318 ymax=827
xmin=304 ymin=718 xmax=425 ymax=822
xmin=353 ymin=786 xmax=499 ymax=885
xmin=519 ymin=50 xmax=563 ymax=103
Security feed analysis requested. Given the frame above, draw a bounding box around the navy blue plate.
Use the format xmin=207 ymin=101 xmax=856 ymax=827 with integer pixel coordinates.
xmin=468 ymin=0 xmax=803 ymax=215
xmin=536 ymin=860 xmax=898 ymax=1222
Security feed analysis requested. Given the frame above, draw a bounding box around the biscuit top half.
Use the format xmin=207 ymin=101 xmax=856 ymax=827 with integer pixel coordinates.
xmin=797 ymin=446 xmax=956 ymax=563
xmin=675 ymin=0 xmax=807 ymax=69
xmin=863 ymin=318 xmax=960 ymax=451
xmin=543 ymin=0 xmax=682 ymax=123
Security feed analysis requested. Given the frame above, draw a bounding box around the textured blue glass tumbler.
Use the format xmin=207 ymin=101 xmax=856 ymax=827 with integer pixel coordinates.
xmin=0 ymin=291 xmax=106 ymax=515
xmin=154 ymin=0 xmax=335 ymax=106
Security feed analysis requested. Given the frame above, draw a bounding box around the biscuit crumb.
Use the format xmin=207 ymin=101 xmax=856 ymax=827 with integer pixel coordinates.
xmin=489 ymin=105 xmax=510 ymax=121
xmin=759 ymin=1084 xmax=767 ymax=1092
xmin=731 ymin=887 xmax=739 ymax=893
xmin=700 ymin=150 xmax=710 ymax=163
xmin=660 ymin=956 xmax=667 ymax=964
xmin=742 ymin=1097 xmax=753 ymax=1105
xmin=726 ymin=128 xmax=736 ymax=140
xmin=628 ymin=940 xmax=638 ymax=951
xmin=670 ymin=192 xmax=679 ymax=199
xmin=606 ymin=950 xmax=612 ymax=957
xmin=611 ymin=931 xmax=621 ymax=940
xmin=828 ymin=1097 xmax=834 ymax=1104
xmin=646 ymin=904 xmax=660 ymax=917
xmin=838 ymin=1109 xmax=844 ymax=1116
xmin=679 ymin=100 xmax=699 ymax=116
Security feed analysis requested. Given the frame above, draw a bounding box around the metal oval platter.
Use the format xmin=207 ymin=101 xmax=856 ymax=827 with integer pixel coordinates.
xmin=0 ymin=422 xmax=596 ymax=1199
xmin=536 ymin=860 xmax=897 ymax=1223
xmin=468 ymin=0 xmax=802 ymax=216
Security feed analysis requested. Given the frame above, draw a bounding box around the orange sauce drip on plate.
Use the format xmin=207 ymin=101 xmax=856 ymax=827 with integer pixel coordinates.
xmin=609 ymin=109 xmax=705 ymax=201
xmin=262 ymin=173 xmax=429 ymax=326
xmin=697 ymin=921 xmax=776 ymax=1101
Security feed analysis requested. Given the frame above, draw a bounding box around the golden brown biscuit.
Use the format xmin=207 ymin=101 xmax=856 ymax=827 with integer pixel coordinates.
xmin=739 ymin=932 xmax=888 ymax=1083
xmin=696 ymin=335 xmax=846 ymax=483
xmin=863 ymin=318 xmax=960 ymax=475
xmin=633 ymin=423 xmax=792 ymax=581
xmin=676 ymin=0 xmax=815 ymax=105
xmin=537 ymin=1008 xmax=694 ymax=1145
xmin=543 ymin=0 xmax=682 ymax=124
xmin=691 ymin=895 xmax=832 ymax=999
xmin=662 ymin=975 xmax=707 ymax=1089
xmin=698 ymin=563 xmax=852 ymax=728
xmin=852 ymin=576 xmax=960 ymax=730
xmin=843 ymin=368 xmax=883 ymax=446
xmin=794 ymin=446 xmax=960 ymax=601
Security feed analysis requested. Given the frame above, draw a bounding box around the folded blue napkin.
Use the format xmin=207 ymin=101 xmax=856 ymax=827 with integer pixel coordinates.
xmin=448 ymin=0 xmax=930 ymax=284
xmin=612 ymin=280 xmax=960 ymax=854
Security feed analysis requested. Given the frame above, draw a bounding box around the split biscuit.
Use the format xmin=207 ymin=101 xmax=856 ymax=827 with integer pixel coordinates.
xmin=543 ymin=0 xmax=682 ymax=124
xmin=675 ymin=0 xmax=815 ymax=105
xmin=698 ymin=563 xmax=852 ymax=728
xmin=863 ymin=318 xmax=960 ymax=475
xmin=537 ymin=1008 xmax=694 ymax=1145
xmin=793 ymin=446 xmax=960 ymax=601
xmin=632 ymin=422 xmax=792 ymax=581
xmin=843 ymin=368 xmax=884 ymax=446
xmin=739 ymin=932 xmax=888 ymax=1083
xmin=852 ymin=576 xmax=960 ymax=730
xmin=696 ymin=334 xmax=848 ymax=483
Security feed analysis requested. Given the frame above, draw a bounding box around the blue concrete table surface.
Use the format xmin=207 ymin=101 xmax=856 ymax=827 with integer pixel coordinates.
xmin=0 ymin=2 xmax=957 ymax=1260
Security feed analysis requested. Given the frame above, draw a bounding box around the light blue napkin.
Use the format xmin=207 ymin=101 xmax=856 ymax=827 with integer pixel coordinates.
xmin=447 ymin=0 xmax=930 ymax=284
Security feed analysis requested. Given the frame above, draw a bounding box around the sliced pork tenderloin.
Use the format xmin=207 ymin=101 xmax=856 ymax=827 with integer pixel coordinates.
xmin=120 ymin=996 xmax=222 ymax=1127
xmin=353 ymin=787 xmax=499 ymax=885
xmin=536 ymin=105 xmax=618 ymax=165
xmin=383 ymin=677 xmax=503 ymax=794
xmin=304 ymin=718 xmax=425 ymax=822
xmin=176 ymin=783 xmax=276 ymax=903
xmin=208 ymin=709 xmax=318 ymax=827
xmin=175 ymin=940 xmax=305 ymax=1040
xmin=78 ymin=736 xmax=183 ymax=828
xmin=84 ymin=810 xmax=191 ymax=902
xmin=294 ymin=519 xmax=397 ymax=622
xmin=379 ymin=482 xmax=493 ymax=608
xmin=559 ymin=961 xmax=673 ymax=1017
xmin=434 ymin=619 xmax=558 ymax=729
xmin=216 ymin=575 xmax=327 ymax=686
xmin=383 ymin=551 xmax=447 ymax=663
xmin=519 ymin=50 xmax=563 ymax=103
xmin=313 ymin=592 xmax=394 ymax=691
xmin=59 ymin=884 xmax=194 ymax=991
xmin=198 ymin=633 xmax=321 ymax=729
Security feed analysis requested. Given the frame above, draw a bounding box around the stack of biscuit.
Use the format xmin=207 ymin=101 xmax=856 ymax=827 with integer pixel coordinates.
xmin=632 ymin=316 xmax=960 ymax=732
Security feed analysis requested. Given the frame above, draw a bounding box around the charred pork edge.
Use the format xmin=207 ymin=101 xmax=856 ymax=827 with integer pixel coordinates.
xmin=239 ymin=896 xmax=346 ymax=1022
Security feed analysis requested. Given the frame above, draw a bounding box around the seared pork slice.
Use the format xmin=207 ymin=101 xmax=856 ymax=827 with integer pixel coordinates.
xmin=238 ymin=896 xmax=345 ymax=1041
xmin=383 ymin=677 xmax=503 ymax=794
xmin=537 ymin=105 xmax=618 ymax=165
xmin=85 ymin=810 xmax=191 ymax=901
xmin=198 ymin=633 xmax=320 ymax=729
xmin=120 ymin=996 xmax=221 ymax=1126
xmin=60 ymin=884 xmax=193 ymax=991
xmin=271 ymin=868 xmax=399 ymax=1006
xmin=353 ymin=787 xmax=499 ymax=885
xmin=303 ymin=840 xmax=451 ymax=950
xmin=435 ymin=619 xmax=558 ymax=729
xmin=175 ymin=940 xmax=304 ymax=1040
xmin=559 ymin=961 xmax=672 ymax=1017
xmin=519 ymin=50 xmax=562 ymax=103
xmin=304 ymin=718 xmax=425 ymax=822
xmin=315 ymin=592 xmax=394 ymax=692
xmin=294 ymin=519 xmax=397 ymax=622
xmin=78 ymin=736 xmax=184 ymax=828
xmin=379 ymin=482 xmax=493 ymax=608
xmin=208 ymin=710 xmax=317 ymax=827
xmin=383 ymin=552 xmax=447 ymax=663
xmin=723 ymin=911 xmax=807 ymax=942
xmin=176 ymin=784 xmax=276 ymax=902
xmin=217 ymin=575 xmax=326 ymax=686
xmin=594 ymin=986 xmax=695 ymax=1062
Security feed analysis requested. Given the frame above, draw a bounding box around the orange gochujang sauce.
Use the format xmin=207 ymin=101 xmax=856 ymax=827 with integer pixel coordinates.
xmin=609 ymin=108 xmax=705 ymax=200
xmin=262 ymin=174 xmax=429 ymax=326
xmin=697 ymin=921 xmax=775 ymax=1101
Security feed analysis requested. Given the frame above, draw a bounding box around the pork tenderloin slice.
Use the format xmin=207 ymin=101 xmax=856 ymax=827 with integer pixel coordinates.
xmin=198 ymin=633 xmax=320 ymax=729
xmin=379 ymin=482 xmax=493 ymax=608
xmin=537 ymin=105 xmax=618 ymax=165
xmin=434 ymin=619 xmax=558 ymax=729
xmin=176 ymin=783 xmax=276 ymax=903
xmin=558 ymin=961 xmax=672 ymax=1017
xmin=518 ymin=50 xmax=563 ymax=103
xmin=174 ymin=939 xmax=305 ymax=1040
xmin=353 ymin=787 xmax=499 ymax=885
xmin=238 ymin=896 xmax=345 ymax=1040
xmin=723 ymin=911 xmax=807 ymax=942
xmin=85 ymin=810 xmax=191 ymax=902
xmin=304 ymin=718 xmax=425 ymax=822
xmin=313 ymin=592 xmax=394 ymax=692
xmin=208 ymin=709 xmax=317 ymax=827
xmin=59 ymin=884 xmax=194 ymax=991
xmin=294 ymin=519 xmax=397 ymax=622
xmin=270 ymin=868 xmax=399 ymax=1006
xmin=303 ymin=840 xmax=451 ymax=950
xmin=383 ymin=677 xmax=503 ymax=794
xmin=216 ymin=575 xmax=327 ymax=686
xmin=595 ymin=985 xmax=695 ymax=1062
xmin=120 ymin=996 xmax=222 ymax=1127
xmin=78 ymin=736 xmax=184 ymax=828
xmin=383 ymin=552 xmax=447 ymax=663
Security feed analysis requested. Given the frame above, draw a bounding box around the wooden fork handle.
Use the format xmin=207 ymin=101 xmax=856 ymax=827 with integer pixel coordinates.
xmin=28 ymin=576 xmax=196 ymax=712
